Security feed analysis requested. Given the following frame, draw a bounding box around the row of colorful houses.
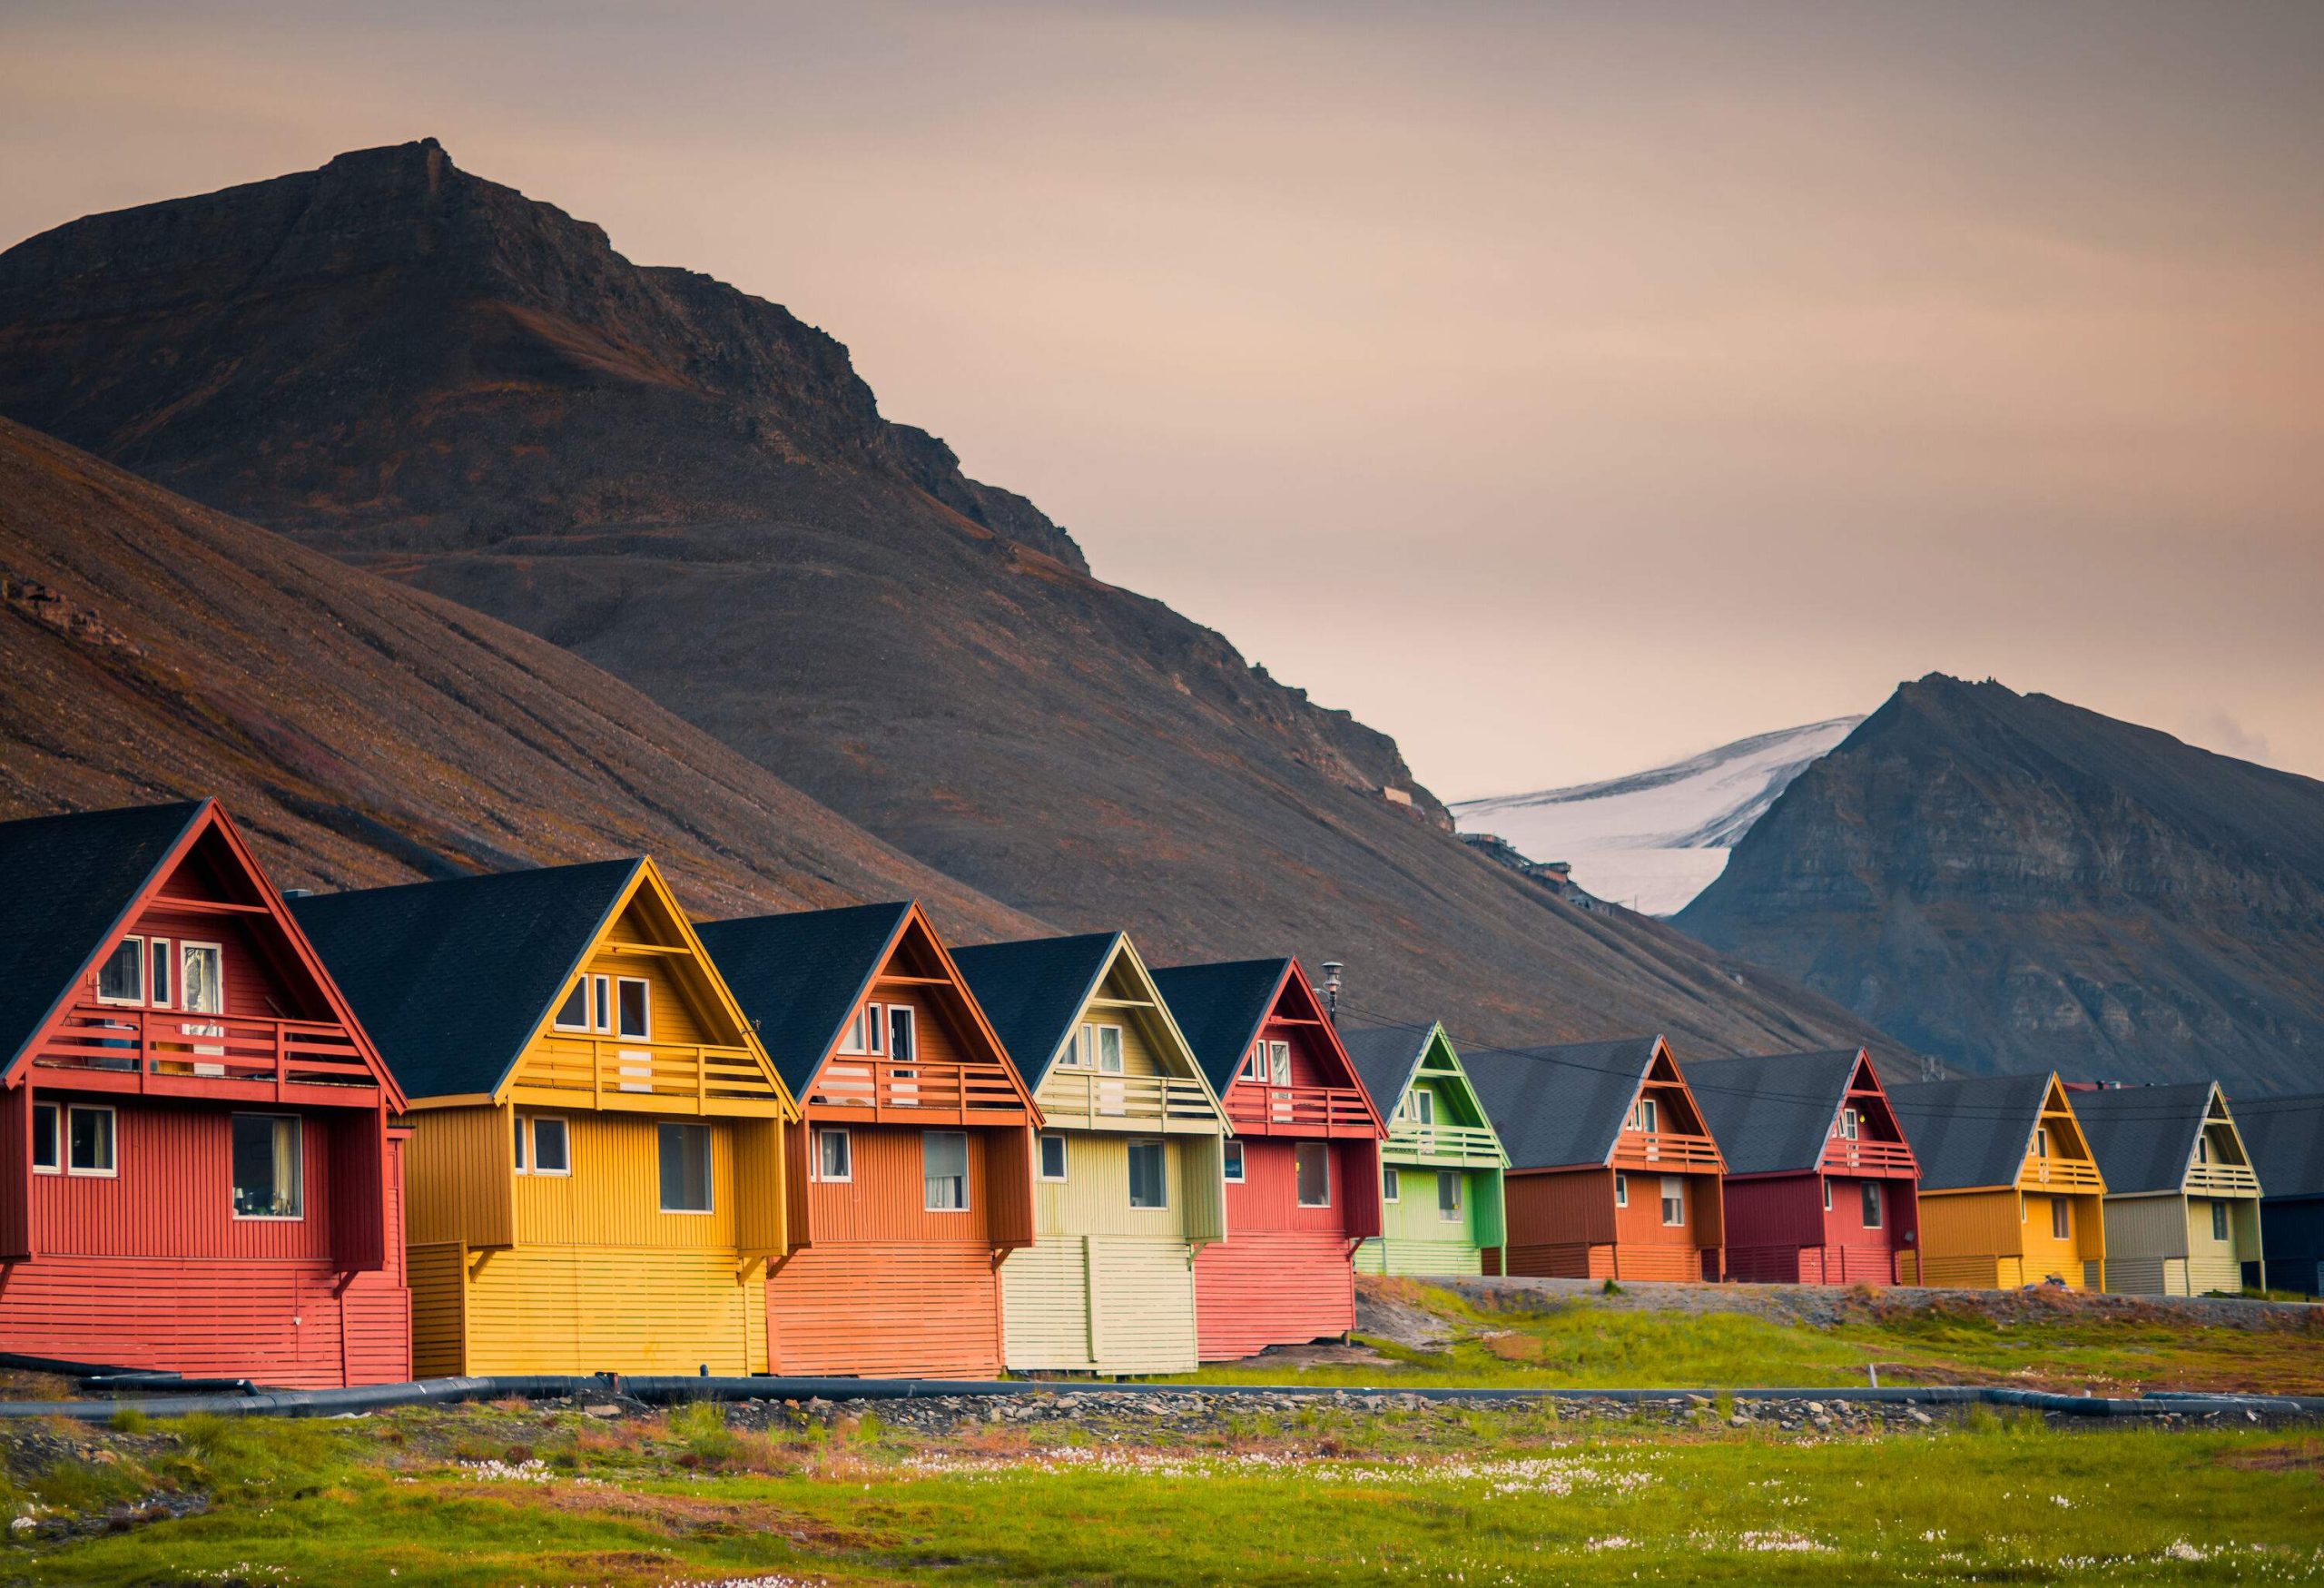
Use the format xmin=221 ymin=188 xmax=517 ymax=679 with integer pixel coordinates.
xmin=1 ymin=800 xmax=2316 ymax=1391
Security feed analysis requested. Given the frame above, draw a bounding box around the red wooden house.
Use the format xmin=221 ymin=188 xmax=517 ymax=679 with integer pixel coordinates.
xmin=1465 ymin=1036 xmax=1727 ymax=1282
xmin=0 ymin=801 xmax=410 ymax=1386
xmin=1148 ymin=959 xmax=1384 ymax=1360
xmin=1689 ymin=1049 xmax=1921 ymax=1285
xmin=697 ymin=902 xmax=1039 ymax=1376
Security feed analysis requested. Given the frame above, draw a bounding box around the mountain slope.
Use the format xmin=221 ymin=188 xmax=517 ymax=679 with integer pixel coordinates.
xmin=1677 ymin=676 xmax=2324 ymax=1093
xmin=1452 ymin=716 xmax=1862 ymax=915
xmin=0 ymin=141 xmax=1900 ymax=1058
xmin=0 ymin=416 xmax=1041 ymax=936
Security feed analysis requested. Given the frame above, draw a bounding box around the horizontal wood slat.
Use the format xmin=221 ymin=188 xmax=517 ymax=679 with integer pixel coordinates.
xmin=767 ymin=1243 xmax=1002 ymax=1377
xmin=1193 ymin=1230 xmax=1354 ymax=1361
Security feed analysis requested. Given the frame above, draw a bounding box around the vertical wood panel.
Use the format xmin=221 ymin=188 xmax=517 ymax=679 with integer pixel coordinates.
xmin=513 ymin=1112 xmax=739 ymax=1249
xmin=405 ymin=1105 xmax=516 ymax=1248
xmin=32 ymin=1098 xmax=336 ymax=1260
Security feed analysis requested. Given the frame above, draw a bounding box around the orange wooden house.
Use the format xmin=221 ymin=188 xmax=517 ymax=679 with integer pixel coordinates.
xmin=0 ymin=801 xmax=410 ymax=1386
xmin=1465 ymin=1036 xmax=1728 ymax=1281
xmin=697 ymin=902 xmax=1039 ymax=1376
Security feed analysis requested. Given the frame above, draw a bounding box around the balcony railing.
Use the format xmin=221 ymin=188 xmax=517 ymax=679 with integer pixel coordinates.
xmin=2185 ymin=1161 xmax=2262 ymax=1197
xmin=806 ymin=1055 xmax=1027 ymax=1122
xmin=1385 ymin=1119 xmax=1505 ymax=1164
xmin=2025 ymin=1155 xmax=2106 ymax=1191
xmin=1039 ymin=1070 xmax=1216 ymax=1129
xmin=34 ymin=1006 xmax=378 ymax=1097
xmin=1226 ymin=1083 xmax=1375 ymax=1137
xmin=1610 ymin=1129 xmax=1723 ymax=1171
xmin=1821 ymin=1138 xmax=1919 ymax=1176
xmin=516 ymin=1036 xmax=788 ymax=1115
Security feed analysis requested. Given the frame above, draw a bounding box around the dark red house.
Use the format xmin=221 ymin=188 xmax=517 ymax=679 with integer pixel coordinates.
xmin=0 ymin=801 xmax=410 ymax=1386
xmin=1689 ymin=1049 xmax=1921 ymax=1285
xmin=1149 ymin=958 xmax=1384 ymax=1360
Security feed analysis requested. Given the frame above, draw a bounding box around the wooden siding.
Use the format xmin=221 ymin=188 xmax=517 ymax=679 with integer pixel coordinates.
xmin=408 ymin=1242 xmax=466 ymax=1379
xmin=767 ymin=1243 xmax=1002 ymax=1376
xmin=405 ymin=1104 xmax=516 ymax=1249
xmin=1194 ymin=1230 xmax=1355 ymax=1360
xmin=1030 ymin=953 xmax=1224 ymax=1135
xmin=1031 ymin=1133 xmax=1217 ymax=1242
xmin=2103 ymin=1194 xmax=2261 ymax=1297
xmin=1725 ymin=1172 xmax=1917 ymax=1286
xmin=1920 ymin=1186 xmax=2105 ymax=1290
xmin=459 ymin=1245 xmax=767 ymax=1375
xmin=1501 ymin=1165 xmax=1719 ymax=1282
xmin=1002 ymin=1234 xmax=1199 ymax=1375
xmin=1358 ymin=1164 xmax=1499 ymax=1275
xmin=514 ymin=1111 xmax=746 ymax=1249
xmin=803 ymin=1123 xmax=1010 ymax=1245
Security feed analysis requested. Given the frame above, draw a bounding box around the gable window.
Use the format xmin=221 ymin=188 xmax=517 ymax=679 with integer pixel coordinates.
xmin=1613 ymin=1170 xmax=1628 ymax=1208
xmin=2034 ymin=1127 xmax=2050 ymax=1159
xmin=1839 ymin=1108 xmax=1860 ymax=1140
xmin=529 ymin=1116 xmax=571 ymax=1176
xmin=1295 ymin=1141 xmax=1330 ymax=1207
xmin=1245 ymin=1045 xmax=1265 ymax=1081
xmin=231 ymin=1114 xmax=302 ymax=1218
xmin=31 ymin=1103 xmax=59 ymax=1174
xmin=1860 ymin=1180 xmax=1883 ymax=1229
xmin=149 ymin=939 xmax=172 ymax=1007
xmin=67 ymin=1105 xmax=116 ymax=1177
xmin=97 ymin=937 xmax=145 ymax=1004
xmin=2050 ymin=1198 xmax=2070 ymax=1240
xmin=924 ymin=1130 xmax=969 ymax=1211
xmin=1659 ymin=1175 xmax=1685 ymax=1227
xmin=1268 ymin=1041 xmax=1292 ymax=1087
xmin=2210 ymin=1201 xmax=2229 ymax=1242
xmin=1072 ymin=1023 xmax=1124 ymax=1072
xmin=1629 ymin=1098 xmax=1659 ymax=1133
xmin=180 ymin=943 xmax=222 ymax=1019
xmin=615 ymin=978 xmax=651 ymax=1041
xmin=1222 ymin=1140 xmax=1246 ymax=1182
xmin=1437 ymin=1170 xmax=1462 ymax=1222
xmin=658 ymin=1122 xmax=713 ymax=1213
xmin=1383 ymin=1166 xmax=1401 ymax=1203
xmin=1039 ymin=1133 xmax=1068 ymax=1181
xmin=1128 ymin=1139 xmax=1167 ymax=1209
xmin=556 ymin=974 xmax=615 ymax=1034
xmin=1411 ymin=1090 xmax=1435 ymax=1127
xmin=815 ymin=1127 xmax=852 ymax=1182
xmin=2195 ymin=1136 xmax=2211 ymax=1165
xmin=839 ymin=1002 xmax=886 ymax=1056
xmin=888 ymin=1005 xmax=917 ymax=1062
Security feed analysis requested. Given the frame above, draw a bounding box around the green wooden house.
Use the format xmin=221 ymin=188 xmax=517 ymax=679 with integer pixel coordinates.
xmin=2073 ymin=1081 xmax=2266 ymax=1297
xmin=1340 ymin=1022 xmax=1507 ymax=1275
xmin=954 ymin=932 xmax=1229 ymax=1376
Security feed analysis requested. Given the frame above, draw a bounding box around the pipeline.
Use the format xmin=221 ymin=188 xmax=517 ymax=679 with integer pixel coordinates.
xmin=0 ymin=1368 xmax=2316 ymax=1424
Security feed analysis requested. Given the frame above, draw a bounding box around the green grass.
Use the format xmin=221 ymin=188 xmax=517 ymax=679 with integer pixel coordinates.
xmin=9 ymin=1404 xmax=2322 ymax=1585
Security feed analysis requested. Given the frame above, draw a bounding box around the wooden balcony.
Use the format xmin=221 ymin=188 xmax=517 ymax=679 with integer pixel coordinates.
xmin=1821 ymin=1138 xmax=1919 ymax=1177
xmin=2023 ymin=1155 xmax=2105 ymax=1191
xmin=1225 ymin=1082 xmax=1375 ymax=1139
xmin=513 ymin=1036 xmax=789 ymax=1118
xmin=1610 ymin=1129 xmax=1722 ymax=1171
xmin=805 ymin=1055 xmax=1028 ymax=1125
xmin=1384 ymin=1119 xmax=1505 ymax=1166
xmin=2184 ymin=1161 xmax=2262 ymax=1197
xmin=32 ymin=1005 xmax=379 ymax=1107
xmin=1038 ymin=1070 xmax=1217 ymax=1133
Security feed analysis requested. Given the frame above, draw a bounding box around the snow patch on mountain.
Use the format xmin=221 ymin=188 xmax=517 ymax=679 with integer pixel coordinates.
xmin=1452 ymin=716 xmax=1864 ymax=915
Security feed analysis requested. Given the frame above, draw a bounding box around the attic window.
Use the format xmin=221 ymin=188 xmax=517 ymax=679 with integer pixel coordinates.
xmin=2195 ymin=1137 xmax=2210 ymax=1164
xmin=2034 ymin=1127 xmax=2049 ymax=1159
xmin=615 ymin=978 xmax=651 ymax=1041
xmin=556 ymin=975 xmax=615 ymax=1034
xmin=840 ymin=1003 xmax=886 ymax=1056
xmin=96 ymin=938 xmax=144 ymax=1005
xmin=1268 ymin=1041 xmax=1291 ymax=1087
xmin=1629 ymin=1098 xmax=1659 ymax=1134
xmin=1839 ymin=1109 xmax=1860 ymax=1140
xmin=1411 ymin=1091 xmax=1435 ymax=1127
xmin=1072 ymin=1023 xmax=1123 ymax=1073
xmin=888 ymin=1005 xmax=917 ymax=1062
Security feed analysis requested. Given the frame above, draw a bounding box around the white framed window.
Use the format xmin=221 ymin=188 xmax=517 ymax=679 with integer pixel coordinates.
xmin=2050 ymin=1198 xmax=2070 ymax=1240
xmin=231 ymin=1114 xmax=302 ymax=1218
xmin=513 ymin=1110 xmax=527 ymax=1170
xmin=2210 ymin=1201 xmax=2229 ymax=1242
xmin=1659 ymin=1175 xmax=1685 ymax=1227
xmin=531 ymin=1116 xmax=571 ymax=1176
xmin=2195 ymin=1136 xmax=2211 ymax=1164
xmin=1244 ymin=1045 xmax=1265 ymax=1081
xmin=31 ymin=1102 xmax=59 ymax=1174
xmin=1222 ymin=1139 xmax=1246 ymax=1182
xmin=658 ymin=1122 xmax=713 ymax=1212
xmin=839 ymin=1002 xmax=882 ymax=1055
xmin=1411 ymin=1090 xmax=1435 ymax=1126
xmin=924 ymin=1130 xmax=969 ymax=1211
xmin=1629 ymin=1097 xmax=1659 ymax=1133
xmin=149 ymin=938 xmax=172 ymax=1008
xmin=556 ymin=974 xmax=615 ymax=1034
xmin=1295 ymin=1141 xmax=1330 ymax=1207
xmin=1840 ymin=1108 xmax=1860 ymax=1141
xmin=815 ymin=1126 xmax=852 ymax=1182
xmin=1039 ymin=1133 xmax=1068 ymax=1181
xmin=1069 ymin=1023 xmax=1125 ymax=1072
xmin=179 ymin=942 xmax=223 ymax=1018
xmin=67 ymin=1104 xmax=116 ymax=1177
xmin=1822 ymin=1179 xmax=1833 ymax=1211
xmin=1437 ymin=1170 xmax=1462 ymax=1222
xmin=1268 ymin=1041 xmax=1292 ymax=1087
xmin=889 ymin=1004 xmax=917 ymax=1062
xmin=1860 ymin=1180 xmax=1883 ymax=1229
xmin=96 ymin=937 xmax=145 ymax=1004
xmin=1383 ymin=1166 xmax=1401 ymax=1203
xmin=2034 ymin=1126 xmax=2050 ymax=1159
xmin=615 ymin=978 xmax=651 ymax=1041
xmin=1613 ymin=1170 xmax=1628 ymax=1208
xmin=1128 ymin=1139 xmax=1167 ymax=1208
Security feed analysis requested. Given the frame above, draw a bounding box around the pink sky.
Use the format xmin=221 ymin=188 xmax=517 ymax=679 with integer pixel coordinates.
xmin=4 ymin=1 xmax=2319 ymax=794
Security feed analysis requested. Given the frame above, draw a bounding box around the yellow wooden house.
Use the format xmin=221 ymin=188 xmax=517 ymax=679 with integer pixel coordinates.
xmin=1890 ymin=1072 xmax=2107 ymax=1289
xmin=294 ymin=858 xmax=794 ymax=1375
xmin=2073 ymin=1081 xmax=2265 ymax=1297
xmin=953 ymin=932 xmax=1230 ymax=1376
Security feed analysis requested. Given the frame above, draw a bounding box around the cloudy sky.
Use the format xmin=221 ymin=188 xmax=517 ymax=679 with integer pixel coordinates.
xmin=5 ymin=0 xmax=2319 ymax=795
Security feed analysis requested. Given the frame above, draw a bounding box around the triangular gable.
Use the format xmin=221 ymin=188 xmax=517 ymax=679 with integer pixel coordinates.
xmin=952 ymin=932 xmax=1122 ymax=1092
xmin=6 ymin=800 xmax=406 ymax=1110
xmin=1836 ymin=1051 xmax=1915 ymax=1166
xmin=1621 ymin=1038 xmax=1717 ymax=1155
xmin=1083 ymin=936 xmax=1221 ymax=1109
xmin=1267 ymin=962 xmax=1384 ymax=1129
xmin=1412 ymin=1025 xmax=1505 ymax=1149
xmin=871 ymin=905 xmax=1039 ymax=1117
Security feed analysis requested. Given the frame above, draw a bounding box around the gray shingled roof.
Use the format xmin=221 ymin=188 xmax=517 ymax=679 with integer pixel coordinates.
xmin=2071 ymin=1083 xmax=2221 ymax=1198
xmin=1888 ymin=1073 xmax=2053 ymax=1192
xmin=291 ymin=860 xmax=639 ymax=1101
xmin=1338 ymin=1023 xmax=1433 ymax=1119
xmin=2235 ymin=1092 xmax=2324 ymax=1201
xmin=694 ymin=903 xmax=912 ymax=1099
xmin=1689 ymin=1050 xmax=1867 ymax=1178
xmin=951 ymin=932 xmax=1121 ymax=1092
xmin=1462 ymin=1038 xmax=1661 ymax=1171
xmin=0 ymin=802 xmax=207 ymax=1079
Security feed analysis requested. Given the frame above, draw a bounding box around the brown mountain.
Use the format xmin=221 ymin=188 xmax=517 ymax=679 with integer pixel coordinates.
xmin=0 ymin=415 xmax=1039 ymax=936
xmin=1678 ymin=675 xmax=2324 ymax=1095
xmin=0 ymin=140 xmax=1896 ymax=1057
